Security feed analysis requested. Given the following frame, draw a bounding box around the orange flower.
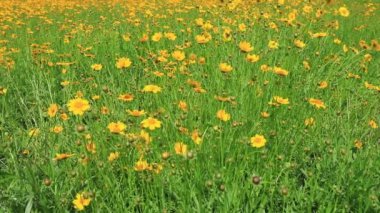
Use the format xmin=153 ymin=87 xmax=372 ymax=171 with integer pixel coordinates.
xmin=53 ymin=153 xmax=74 ymax=161
xmin=308 ymin=98 xmax=326 ymax=109
xmin=47 ymin=103 xmax=59 ymax=118
xmin=107 ymin=121 xmax=127 ymax=134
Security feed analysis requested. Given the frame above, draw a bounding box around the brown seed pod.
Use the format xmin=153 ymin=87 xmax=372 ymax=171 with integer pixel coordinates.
xmin=252 ymin=176 xmax=261 ymax=185
xmin=76 ymin=124 xmax=86 ymax=132
xmin=161 ymin=152 xmax=170 ymax=160
xmin=43 ymin=178 xmax=52 ymax=186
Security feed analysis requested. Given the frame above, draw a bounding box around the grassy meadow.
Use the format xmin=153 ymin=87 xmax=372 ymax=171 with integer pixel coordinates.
xmin=0 ymin=0 xmax=379 ymax=212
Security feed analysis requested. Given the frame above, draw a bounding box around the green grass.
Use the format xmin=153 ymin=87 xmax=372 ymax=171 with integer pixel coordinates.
xmin=0 ymin=0 xmax=380 ymax=212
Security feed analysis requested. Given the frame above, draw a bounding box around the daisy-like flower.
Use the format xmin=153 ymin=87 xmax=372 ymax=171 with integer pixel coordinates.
xmin=107 ymin=121 xmax=127 ymax=134
xmin=219 ymin=63 xmax=233 ymax=73
xmin=216 ymin=109 xmax=231 ymax=122
xmin=91 ymin=64 xmax=102 ymax=71
xmin=338 ymin=7 xmax=350 ymax=17
xmin=127 ymin=109 xmax=146 ymax=117
xmin=239 ymin=41 xmax=253 ymax=52
xmin=53 ymin=153 xmax=74 ymax=161
xmin=294 ymin=39 xmax=306 ymax=49
xmin=141 ymin=117 xmax=162 ymax=130
xmin=250 ymin=134 xmax=267 ymax=148
xmin=72 ymin=192 xmax=91 ymax=211
xmin=134 ymin=159 xmax=150 ymax=171
xmin=47 ymin=103 xmax=59 ymax=118
xmin=116 ymin=57 xmax=132 ymax=69
xmin=273 ymin=96 xmax=290 ymax=105
xmin=67 ymin=98 xmax=90 ymax=116
xmin=308 ymin=98 xmax=326 ymax=109
xmin=174 ymin=142 xmax=188 ymax=156
xmin=108 ymin=152 xmax=120 ymax=162
xmin=369 ymin=120 xmax=378 ymax=129
xmin=118 ymin=93 xmax=134 ymax=102
xmin=246 ymin=54 xmax=260 ymax=63
xmin=142 ymin=85 xmax=162 ymax=93
xmin=172 ymin=50 xmax=185 ymax=61
xmin=268 ymin=40 xmax=279 ymax=49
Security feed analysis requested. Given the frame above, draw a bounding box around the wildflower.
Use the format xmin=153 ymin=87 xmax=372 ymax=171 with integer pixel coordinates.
xmin=369 ymin=120 xmax=378 ymax=129
xmin=246 ymin=54 xmax=260 ymax=63
xmin=116 ymin=57 xmax=132 ymax=69
xmin=273 ymin=96 xmax=290 ymax=105
xmin=268 ymin=40 xmax=279 ymax=49
xmin=47 ymin=103 xmax=59 ymax=117
xmin=250 ymin=134 xmax=267 ymax=148
xmin=50 ymin=125 xmax=63 ymax=134
xmin=216 ymin=110 xmax=231 ymax=122
xmin=0 ymin=87 xmax=7 ymax=95
xmin=108 ymin=152 xmax=120 ymax=162
xmin=219 ymin=63 xmax=233 ymax=73
xmin=141 ymin=117 xmax=162 ymax=130
xmin=294 ymin=39 xmax=306 ymax=49
xmin=174 ymin=142 xmax=188 ymax=156
xmin=53 ymin=153 xmax=74 ymax=161
xmin=261 ymin=112 xmax=270 ymax=118
xmin=164 ymin=32 xmax=177 ymax=40
xmin=151 ymin=32 xmax=162 ymax=42
xmin=127 ymin=109 xmax=145 ymax=117
xmin=140 ymin=130 xmax=152 ymax=144
xmin=308 ymin=98 xmax=326 ymax=109
xmin=67 ymin=98 xmax=90 ymax=116
xmin=239 ymin=41 xmax=253 ymax=52
xmin=304 ymin=118 xmax=315 ymax=126
xmin=72 ymin=192 xmax=91 ymax=211
xmin=178 ymin=101 xmax=188 ymax=112
xmin=91 ymin=64 xmax=102 ymax=71
xmin=191 ymin=129 xmax=202 ymax=145
xmin=354 ymin=140 xmax=363 ymax=149
xmin=318 ymin=81 xmax=328 ymax=89
xmin=338 ymin=7 xmax=350 ymax=17
xmin=28 ymin=128 xmax=40 ymax=137
xmin=118 ymin=93 xmax=134 ymax=102
xmin=134 ymin=159 xmax=149 ymax=171
xmin=142 ymin=85 xmax=162 ymax=93
xmin=107 ymin=121 xmax=127 ymax=134
xmin=273 ymin=66 xmax=289 ymax=76
xmin=172 ymin=50 xmax=185 ymax=61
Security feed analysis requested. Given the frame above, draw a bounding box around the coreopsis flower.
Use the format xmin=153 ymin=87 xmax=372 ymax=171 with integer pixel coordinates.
xmin=116 ymin=57 xmax=132 ymax=69
xmin=47 ymin=103 xmax=59 ymax=117
xmin=369 ymin=120 xmax=378 ymax=129
xmin=108 ymin=152 xmax=120 ymax=162
xmin=91 ymin=64 xmax=102 ymax=71
xmin=219 ymin=63 xmax=233 ymax=73
xmin=164 ymin=32 xmax=177 ymax=40
xmin=53 ymin=153 xmax=74 ymax=161
xmin=142 ymin=85 xmax=162 ymax=93
xmin=134 ymin=159 xmax=150 ymax=171
xmin=354 ymin=140 xmax=363 ymax=149
xmin=178 ymin=101 xmax=188 ymax=112
xmin=141 ymin=117 xmax=162 ymax=130
xmin=28 ymin=128 xmax=40 ymax=137
xmin=318 ymin=81 xmax=328 ymax=89
xmin=151 ymin=32 xmax=162 ymax=42
xmin=140 ymin=130 xmax=152 ymax=144
xmin=191 ymin=129 xmax=202 ymax=145
xmin=172 ymin=50 xmax=185 ymax=61
xmin=268 ymin=40 xmax=279 ymax=49
xmin=107 ymin=121 xmax=127 ymax=134
xmin=50 ymin=125 xmax=63 ymax=134
xmin=174 ymin=142 xmax=188 ymax=156
xmin=273 ymin=66 xmax=289 ymax=76
xmin=216 ymin=109 xmax=231 ymax=122
xmin=246 ymin=54 xmax=260 ymax=63
xmin=261 ymin=112 xmax=270 ymax=118
xmin=72 ymin=192 xmax=91 ymax=211
xmin=127 ymin=109 xmax=145 ymax=117
xmin=118 ymin=93 xmax=134 ymax=102
xmin=0 ymin=87 xmax=7 ymax=95
xmin=308 ymin=98 xmax=326 ymax=109
xmin=67 ymin=98 xmax=90 ymax=116
xmin=338 ymin=7 xmax=350 ymax=17
xmin=239 ymin=41 xmax=253 ymax=52
xmin=273 ymin=96 xmax=290 ymax=105
xmin=294 ymin=39 xmax=306 ymax=49
xmin=250 ymin=134 xmax=267 ymax=148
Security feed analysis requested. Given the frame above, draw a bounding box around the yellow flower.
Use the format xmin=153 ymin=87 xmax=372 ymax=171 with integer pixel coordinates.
xmin=273 ymin=96 xmax=290 ymax=105
xmin=134 ymin=159 xmax=150 ymax=171
xmin=294 ymin=39 xmax=306 ymax=49
xmin=338 ymin=7 xmax=350 ymax=17
xmin=268 ymin=40 xmax=279 ymax=49
xmin=108 ymin=152 xmax=120 ymax=162
xmin=354 ymin=140 xmax=363 ymax=149
xmin=47 ymin=103 xmax=59 ymax=118
xmin=140 ymin=130 xmax=152 ymax=144
xmin=28 ymin=128 xmax=40 ymax=137
xmin=0 ymin=87 xmax=7 ymax=95
xmin=261 ymin=112 xmax=270 ymax=118
xmin=273 ymin=66 xmax=289 ymax=76
xmin=116 ymin=57 xmax=132 ymax=69
xmin=216 ymin=109 xmax=231 ymax=122
xmin=219 ymin=63 xmax=233 ymax=73
xmin=53 ymin=153 xmax=74 ymax=161
xmin=191 ymin=129 xmax=202 ymax=145
xmin=164 ymin=32 xmax=177 ymax=40
xmin=91 ymin=64 xmax=102 ymax=71
xmin=142 ymin=85 xmax=162 ymax=93
xmin=174 ymin=142 xmax=188 ymax=156
xmin=107 ymin=121 xmax=127 ymax=134
xmin=178 ymin=101 xmax=188 ymax=112
xmin=369 ymin=120 xmax=378 ymax=129
xmin=118 ymin=93 xmax=134 ymax=102
xmin=67 ymin=98 xmax=90 ymax=116
xmin=304 ymin=118 xmax=315 ymax=127
xmin=151 ymin=32 xmax=162 ymax=42
xmin=127 ymin=109 xmax=145 ymax=117
xmin=141 ymin=117 xmax=162 ymax=130
xmin=50 ymin=125 xmax=63 ymax=134
xmin=308 ymin=98 xmax=326 ymax=109
xmin=172 ymin=50 xmax=185 ymax=61
xmin=318 ymin=81 xmax=328 ymax=89
xmin=239 ymin=41 xmax=253 ymax=53
xmin=72 ymin=192 xmax=91 ymax=211
xmin=250 ymin=134 xmax=267 ymax=148
xmin=246 ymin=54 xmax=260 ymax=63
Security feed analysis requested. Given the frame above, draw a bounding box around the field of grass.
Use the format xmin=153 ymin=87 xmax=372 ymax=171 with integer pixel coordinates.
xmin=0 ymin=0 xmax=379 ymax=212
